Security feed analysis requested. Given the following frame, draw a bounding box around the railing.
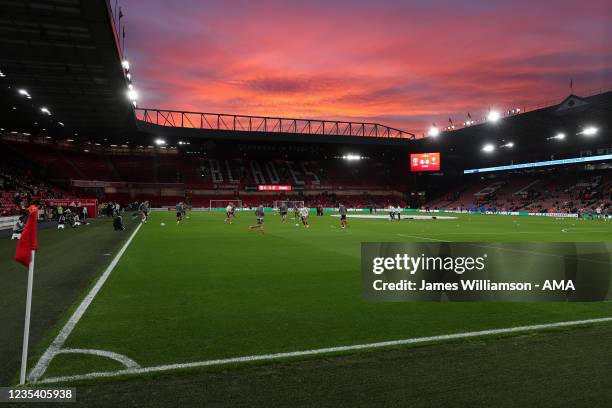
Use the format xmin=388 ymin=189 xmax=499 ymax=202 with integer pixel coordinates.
xmin=135 ymin=108 xmax=415 ymax=139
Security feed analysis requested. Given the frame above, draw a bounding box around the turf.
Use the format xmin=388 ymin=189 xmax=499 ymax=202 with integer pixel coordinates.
xmin=32 ymin=211 xmax=612 ymax=380
xmin=0 ymin=218 xmax=137 ymax=385
xmin=13 ymin=324 xmax=612 ymax=407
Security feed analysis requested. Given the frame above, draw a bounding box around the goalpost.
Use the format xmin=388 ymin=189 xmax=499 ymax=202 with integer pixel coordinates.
xmin=273 ymin=200 xmax=305 ymax=210
xmin=209 ymin=199 xmax=243 ymax=211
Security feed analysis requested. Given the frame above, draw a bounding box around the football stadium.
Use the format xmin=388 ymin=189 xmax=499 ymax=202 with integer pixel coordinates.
xmin=1 ymin=1 xmax=611 ymax=406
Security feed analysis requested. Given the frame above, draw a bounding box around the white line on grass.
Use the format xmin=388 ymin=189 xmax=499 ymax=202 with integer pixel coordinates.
xmin=34 ymin=317 xmax=612 ymax=385
xmin=57 ymin=349 xmax=140 ymax=369
xmin=396 ymin=234 xmax=450 ymax=242
xmin=396 ymin=234 xmax=612 ymax=265
xmin=432 ymin=230 xmax=611 ymax=235
xmin=28 ymin=223 xmax=143 ymax=382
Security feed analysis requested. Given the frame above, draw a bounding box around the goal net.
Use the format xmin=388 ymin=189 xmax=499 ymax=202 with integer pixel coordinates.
xmin=209 ymin=199 xmax=243 ymax=211
xmin=273 ymin=200 xmax=305 ymax=210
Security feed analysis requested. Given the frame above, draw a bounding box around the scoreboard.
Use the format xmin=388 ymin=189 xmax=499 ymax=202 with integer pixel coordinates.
xmin=410 ymin=153 xmax=440 ymax=172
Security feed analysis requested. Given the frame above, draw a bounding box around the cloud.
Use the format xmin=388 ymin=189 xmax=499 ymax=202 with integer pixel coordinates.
xmin=122 ymin=0 xmax=612 ymax=133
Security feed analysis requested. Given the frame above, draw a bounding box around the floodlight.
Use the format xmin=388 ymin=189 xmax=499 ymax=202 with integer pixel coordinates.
xmin=487 ymin=111 xmax=501 ymax=122
xmin=127 ymin=89 xmax=138 ymax=101
xmin=154 ymin=138 xmax=166 ymax=145
xmin=40 ymin=107 xmax=51 ymax=115
xmin=482 ymin=144 xmax=495 ymax=153
xmin=427 ymin=126 xmax=440 ymax=137
xmin=582 ymin=126 xmax=598 ymax=136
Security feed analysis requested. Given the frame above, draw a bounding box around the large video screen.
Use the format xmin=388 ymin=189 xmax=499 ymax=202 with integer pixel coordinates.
xmin=410 ymin=152 xmax=440 ymax=172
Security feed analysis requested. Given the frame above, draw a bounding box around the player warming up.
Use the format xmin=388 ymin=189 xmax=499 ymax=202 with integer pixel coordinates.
xmin=388 ymin=205 xmax=396 ymax=221
xmin=279 ymin=202 xmax=288 ymax=222
xmin=339 ymin=204 xmax=348 ymax=229
xmin=176 ymin=201 xmax=185 ymax=224
xmin=224 ymin=202 xmax=235 ymax=224
xmin=248 ymin=204 xmax=265 ymax=235
xmin=299 ymin=205 xmax=310 ymax=228
xmin=139 ymin=200 xmax=150 ymax=223
xmin=292 ymin=203 xmax=300 ymax=220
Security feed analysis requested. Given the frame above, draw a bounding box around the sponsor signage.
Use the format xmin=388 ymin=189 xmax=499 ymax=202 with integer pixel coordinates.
xmin=258 ymin=185 xmax=293 ymax=191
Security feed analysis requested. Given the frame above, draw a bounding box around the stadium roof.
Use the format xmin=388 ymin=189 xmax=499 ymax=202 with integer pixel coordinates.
xmin=0 ymin=1 xmax=608 ymax=152
xmin=414 ymin=90 xmax=612 ymax=168
xmin=0 ymin=0 xmax=135 ymax=138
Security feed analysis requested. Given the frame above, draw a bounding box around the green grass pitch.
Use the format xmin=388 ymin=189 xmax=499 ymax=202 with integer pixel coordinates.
xmin=27 ymin=211 xmax=612 ymax=381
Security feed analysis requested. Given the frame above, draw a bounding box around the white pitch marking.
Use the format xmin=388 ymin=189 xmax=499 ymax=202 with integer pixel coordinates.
xmin=396 ymin=234 xmax=449 ymax=242
xmin=400 ymin=230 xmax=612 ymax=236
xmin=399 ymin=235 xmax=611 ymax=266
xmin=28 ymin=223 xmax=143 ymax=382
xmin=331 ymin=214 xmax=457 ymax=220
xmin=57 ymin=348 xmax=140 ymax=369
xmin=34 ymin=317 xmax=612 ymax=385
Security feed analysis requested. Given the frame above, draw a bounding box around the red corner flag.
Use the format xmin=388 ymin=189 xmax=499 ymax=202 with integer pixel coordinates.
xmin=15 ymin=206 xmax=39 ymax=267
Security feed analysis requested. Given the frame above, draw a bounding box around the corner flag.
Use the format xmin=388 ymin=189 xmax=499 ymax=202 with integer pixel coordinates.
xmin=15 ymin=205 xmax=39 ymax=385
xmin=15 ymin=206 xmax=38 ymax=267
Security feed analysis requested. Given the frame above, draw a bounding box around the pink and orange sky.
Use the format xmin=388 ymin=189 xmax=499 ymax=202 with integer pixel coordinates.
xmin=122 ymin=0 xmax=612 ymax=134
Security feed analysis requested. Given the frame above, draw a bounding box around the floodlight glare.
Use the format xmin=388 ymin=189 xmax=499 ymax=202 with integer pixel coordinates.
xmin=427 ymin=126 xmax=440 ymax=137
xmin=40 ymin=107 xmax=51 ymax=115
xmin=482 ymin=144 xmax=495 ymax=153
xmin=18 ymin=89 xmax=29 ymax=96
xmin=582 ymin=126 xmax=598 ymax=136
xmin=121 ymin=60 xmax=130 ymax=70
xmin=154 ymin=138 xmax=166 ymax=145
xmin=343 ymin=154 xmax=362 ymax=161
xmin=556 ymin=133 xmax=565 ymax=140
xmin=127 ymin=89 xmax=138 ymax=101
xmin=487 ymin=111 xmax=501 ymax=122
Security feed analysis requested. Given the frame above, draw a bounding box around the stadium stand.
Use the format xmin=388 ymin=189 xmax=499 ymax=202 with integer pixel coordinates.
xmin=0 ymin=136 xmax=409 ymax=209
xmin=424 ymin=168 xmax=612 ymax=214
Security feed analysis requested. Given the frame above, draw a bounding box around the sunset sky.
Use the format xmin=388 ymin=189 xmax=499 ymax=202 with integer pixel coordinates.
xmin=122 ymin=0 xmax=612 ymax=134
